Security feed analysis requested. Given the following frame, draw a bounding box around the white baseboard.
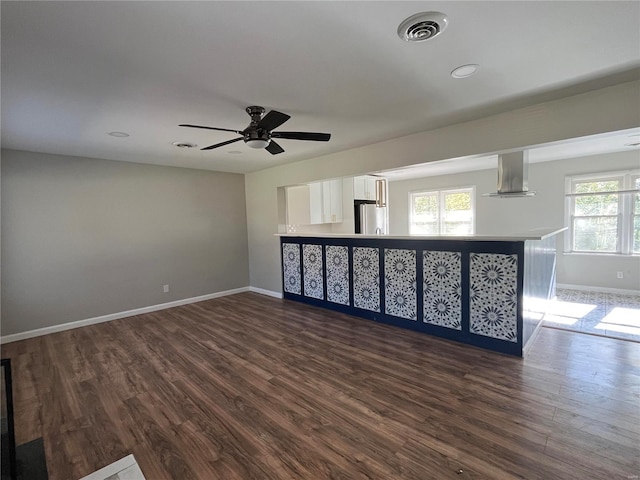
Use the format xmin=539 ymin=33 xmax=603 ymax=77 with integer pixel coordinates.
xmin=248 ymin=286 xmax=283 ymax=299
xmin=556 ymin=283 xmax=640 ymax=296
xmin=522 ymin=319 xmax=545 ymax=357
xmin=0 ymin=286 xmax=250 ymax=344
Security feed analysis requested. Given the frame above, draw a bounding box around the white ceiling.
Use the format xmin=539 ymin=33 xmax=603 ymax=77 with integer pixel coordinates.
xmin=2 ymin=1 xmax=639 ymax=174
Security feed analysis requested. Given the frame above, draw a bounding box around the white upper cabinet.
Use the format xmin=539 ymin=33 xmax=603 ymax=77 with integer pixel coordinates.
xmin=309 ymin=182 xmax=324 ymax=224
xmin=353 ymin=175 xmax=379 ymax=200
xmin=325 ymin=179 xmax=343 ymax=223
xmin=287 ymin=179 xmax=343 ymax=225
xmin=313 ymin=179 xmax=342 ymax=224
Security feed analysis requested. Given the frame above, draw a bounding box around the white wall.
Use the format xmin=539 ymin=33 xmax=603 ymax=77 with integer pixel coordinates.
xmin=388 ymin=150 xmax=640 ymax=291
xmin=1 ymin=149 xmax=250 ymax=336
xmin=245 ymin=81 xmax=640 ymax=293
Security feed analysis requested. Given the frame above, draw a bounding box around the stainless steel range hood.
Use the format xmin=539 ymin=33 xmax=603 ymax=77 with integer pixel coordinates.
xmin=483 ymin=151 xmax=536 ymax=197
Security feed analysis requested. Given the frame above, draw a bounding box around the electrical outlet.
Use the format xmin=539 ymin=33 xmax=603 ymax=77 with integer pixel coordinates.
xmin=616 ymin=272 xmax=624 ymax=279
xmin=163 ymin=284 xmax=170 ymax=293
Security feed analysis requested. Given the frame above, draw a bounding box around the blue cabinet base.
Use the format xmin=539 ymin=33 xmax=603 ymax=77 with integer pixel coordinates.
xmin=281 ymin=236 xmax=527 ymax=357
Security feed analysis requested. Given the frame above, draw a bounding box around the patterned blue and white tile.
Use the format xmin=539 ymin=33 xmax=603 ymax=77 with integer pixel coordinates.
xmin=326 ymin=245 xmax=349 ymax=305
xmin=303 ymin=244 xmax=324 ymax=300
xmin=384 ymin=248 xmax=417 ymax=321
xmin=423 ymin=250 xmax=462 ymax=330
xmin=353 ymin=247 xmax=380 ymax=312
xmin=548 ymin=288 xmax=640 ymax=342
xmin=282 ymin=243 xmax=301 ymax=295
xmin=606 ymin=293 xmax=640 ymax=310
xmin=469 ymin=252 xmax=518 ymax=342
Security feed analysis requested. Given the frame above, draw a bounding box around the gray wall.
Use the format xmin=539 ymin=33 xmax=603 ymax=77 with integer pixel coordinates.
xmin=245 ymin=81 xmax=640 ymax=294
xmin=1 ymin=149 xmax=249 ymax=336
xmin=388 ymin=150 xmax=640 ymax=291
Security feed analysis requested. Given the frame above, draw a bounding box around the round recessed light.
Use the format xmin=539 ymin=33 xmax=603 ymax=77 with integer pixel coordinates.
xmin=108 ymin=131 xmax=129 ymax=137
xmin=172 ymin=141 xmax=197 ymax=149
xmin=398 ymin=12 xmax=448 ymax=42
xmin=227 ymin=150 xmax=243 ymax=155
xmin=451 ymin=64 xmax=480 ymax=79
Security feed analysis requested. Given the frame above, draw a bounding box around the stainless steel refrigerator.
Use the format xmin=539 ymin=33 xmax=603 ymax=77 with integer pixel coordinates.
xmin=357 ymin=202 xmax=387 ymax=234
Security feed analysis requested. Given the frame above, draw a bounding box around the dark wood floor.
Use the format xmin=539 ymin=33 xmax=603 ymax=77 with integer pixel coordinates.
xmin=2 ymin=292 xmax=639 ymax=480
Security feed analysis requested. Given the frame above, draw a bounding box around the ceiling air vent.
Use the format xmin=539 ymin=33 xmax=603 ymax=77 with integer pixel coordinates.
xmin=397 ymin=12 xmax=449 ymax=42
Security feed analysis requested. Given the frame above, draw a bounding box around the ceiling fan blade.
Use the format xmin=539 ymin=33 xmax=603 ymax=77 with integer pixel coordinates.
xmin=257 ymin=110 xmax=290 ymax=131
xmin=201 ymin=137 xmax=243 ymax=150
xmin=179 ymin=124 xmax=242 ymax=134
xmin=265 ymin=140 xmax=285 ymax=155
xmin=272 ymin=131 xmax=331 ymax=142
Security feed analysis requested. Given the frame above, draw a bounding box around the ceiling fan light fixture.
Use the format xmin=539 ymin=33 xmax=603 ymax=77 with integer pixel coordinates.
xmin=246 ymin=138 xmax=270 ymax=149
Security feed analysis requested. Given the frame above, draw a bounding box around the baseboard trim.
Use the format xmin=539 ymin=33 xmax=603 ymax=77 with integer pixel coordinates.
xmin=0 ymin=287 xmax=250 ymax=344
xmin=522 ymin=319 xmax=545 ymax=357
xmin=248 ymin=287 xmax=283 ymax=299
xmin=556 ymin=283 xmax=640 ymax=295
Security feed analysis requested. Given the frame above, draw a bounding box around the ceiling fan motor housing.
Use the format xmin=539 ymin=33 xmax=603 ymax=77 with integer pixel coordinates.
xmin=246 ymin=106 xmax=266 ymax=124
xmin=244 ymin=106 xmax=271 ymax=146
xmin=242 ymin=128 xmax=271 ymax=144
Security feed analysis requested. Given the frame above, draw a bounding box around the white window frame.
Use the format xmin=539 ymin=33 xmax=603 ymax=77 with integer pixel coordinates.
xmin=409 ymin=186 xmax=475 ymax=235
xmin=564 ymin=169 xmax=640 ymax=255
xmin=633 ymin=173 xmax=640 ymax=254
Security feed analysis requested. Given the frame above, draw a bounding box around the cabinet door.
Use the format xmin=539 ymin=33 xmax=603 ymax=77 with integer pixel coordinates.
xmin=285 ymin=185 xmax=310 ymax=225
xmin=329 ymin=179 xmax=343 ymax=222
xmin=320 ymin=181 xmax=330 ymax=223
xmin=309 ymin=182 xmax=323 ymax=224
xmin=353 ymin=176 xmax=367 ymax=200
xmin=366 ymin=176 xmax=378 ymax=200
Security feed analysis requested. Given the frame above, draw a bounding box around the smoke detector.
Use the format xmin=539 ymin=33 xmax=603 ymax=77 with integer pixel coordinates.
xmin=397 ymin=12 xmax=449 ymax=42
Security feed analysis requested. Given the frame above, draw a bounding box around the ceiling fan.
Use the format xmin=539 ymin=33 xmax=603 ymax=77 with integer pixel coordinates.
xmin=179 ymin=106 xmax=331 ymax=155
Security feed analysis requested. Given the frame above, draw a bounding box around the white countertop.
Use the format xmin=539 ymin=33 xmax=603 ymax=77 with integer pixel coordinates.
xmin=276 ymin=227 xmax=567 ymax=242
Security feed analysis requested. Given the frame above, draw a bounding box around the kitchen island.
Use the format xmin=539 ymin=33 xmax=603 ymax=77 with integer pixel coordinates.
xmin=277 ymin=228 xmax=565 ymax=356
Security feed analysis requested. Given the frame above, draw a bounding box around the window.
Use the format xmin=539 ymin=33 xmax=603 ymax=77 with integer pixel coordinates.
xmin=565 ymin=170 xmax=640 ymax=255
xmin=410 ymin=187 xmax=475 ymax=235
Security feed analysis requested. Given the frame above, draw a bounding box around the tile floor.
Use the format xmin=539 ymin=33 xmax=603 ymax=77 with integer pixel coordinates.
xmin=543 ymin=288 xmax=640 ymax=342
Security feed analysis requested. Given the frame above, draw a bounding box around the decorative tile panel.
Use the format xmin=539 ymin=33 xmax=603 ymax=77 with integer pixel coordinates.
xmin=384 ymin=249 xmax=417 ymax=320
xmin=282 ymin=243 xmax=301 ymax=295
xmin=423 ymin=251 xmax=462 ymax=330
xmin=353 ymin=247 xmax=380 ymax=312
xmin=303 ymin=244 xmax=324 ymax=300
xmin=470 ymin=253 xmax=518 ymax=342
xmin=326 ymin=246 xmax=349 ymax=305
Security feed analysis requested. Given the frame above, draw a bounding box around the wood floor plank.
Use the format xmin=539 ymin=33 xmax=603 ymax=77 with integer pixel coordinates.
xmin=2 ymin=292 xmax=639 ymax=479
